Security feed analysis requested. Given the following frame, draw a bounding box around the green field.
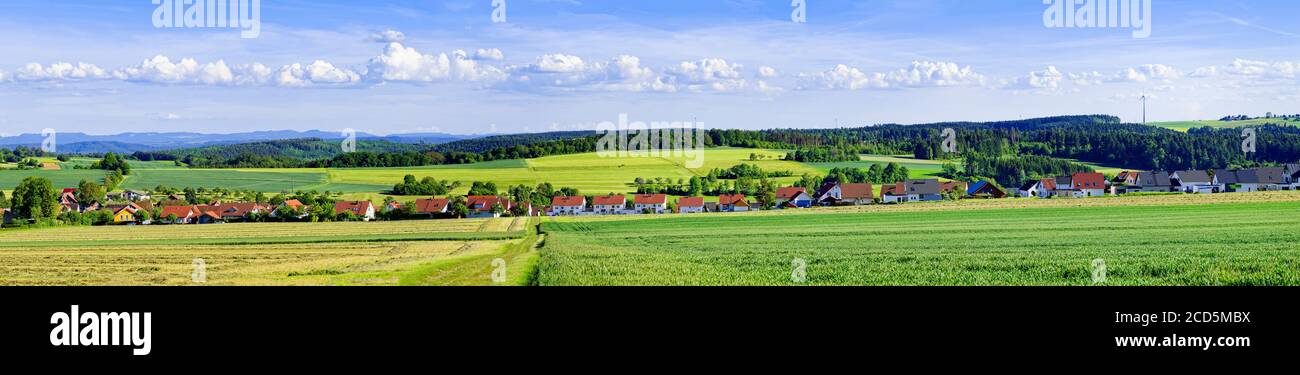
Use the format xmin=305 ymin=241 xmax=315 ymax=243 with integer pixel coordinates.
xmin=0 ymin=169 xmax=107 ymax=189
xmin=1150 ymin=118 xmax=1300 ymax=132
xmin=536 ymin=192 xmax=1300 ymax=286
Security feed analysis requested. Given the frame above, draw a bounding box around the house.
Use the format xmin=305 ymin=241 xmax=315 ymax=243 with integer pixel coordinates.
xmin=777 ymin=187 xmax=815 ymax=208
xmin=940 ymin=181 xmax=967 ymax=197
xmin=118 ymin=190 xmax=151 ymax=202
xmin=965 ymin=180 xmax=1006 ymax=199
xmin=813 ymin=183 xmax=872 ymax=206
xmin=1282 ymin=163 xmax=1300 ymax=190
xmin=107 ymin=203 xmax=143 ymax=224
xmin=414 ymin=198 xmax=450 ymax=217
xmin=59 ymin=188 xmax=80 ymax=213
xmin=1069 ymin=172 xmax=1107 ymax=197
xmin=703 ymin=202 xmax=720 ymax=213
xmin=881 ymin=179 xmax=942 ymax=203
xmin=550 ymin=196 xmax=586 ymax=216
xmin=1171 ymin=170 xmax=1220 ymax=194
xmin=1110 ymin=171 xmax=1141 ymax=194
xmin=466 ymin=196 xmax=532 ymax=218
xmin=1130 ymin=171 xmax=1173 ymax=193
xmin=165 ymin=193 xmax=184 ymax=201
xmin=591 ymin=195 xmax=626 ymax=214
xmin=214 ymin=202 xmax=270 ymax=222
xmin=160 ymin=205 xmax=200 ymax=224
xmin=1236 ymin=167 xmax=1286 ymax=192
xmin=676 ymin=197 xmax=705 ymax=214
xmin=1212 ymin=169 xmax=1240 ymax=192
xmin=1018 ymin=178 xmax=1057 ymax=198
xmin=334 ymin=201 xmax=376 ymax=221
xmin=632 ymin=194 xmax=668 ymax=213
xmin=383 ymin=201 xmax=403 ymax=213
xmin=718 ymin=194 xmax=750 ymax=212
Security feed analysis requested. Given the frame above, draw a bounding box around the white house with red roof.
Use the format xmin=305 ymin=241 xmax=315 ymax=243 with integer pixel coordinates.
xmin=414 ymin=198 xmax=450 ymax=217
xmin=632 ymin=194 xmax=668 ymax=213
xmin=718 ymin=194 xmax=750 ymax=212
xmin=334 ymin=200 xmax=376 ymax=221
xmin=550 ymin=196 xmax=586 ymax=216
xmin=676 ymin=197 xmax=705 ymax=214
xmin=591 ymin=195 xmax=627 ymax=214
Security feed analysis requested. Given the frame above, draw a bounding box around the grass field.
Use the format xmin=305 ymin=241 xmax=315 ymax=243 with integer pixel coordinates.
xmin=0 ymin=217 xmax=538 ymax=286
xmin=536 ymin=192 xmax=1300 ymax=286
xmin=1150 ymin=119 xmax=1300 ymax=132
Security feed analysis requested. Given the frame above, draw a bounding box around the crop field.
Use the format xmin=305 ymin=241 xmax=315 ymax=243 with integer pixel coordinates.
xmin=0 ymin=217 xmax=538 ymax=286
xmin=117 ymin=168 xmax=390 ymax=193
xmin=1150 ymin=119 xmax=1300 ymax=132
xmin=0 ymin=169 xmax=108 ymax=189
xmin=537 ymin=192 xmax=1300 ymax=286
xmin=330 ymin=148 xmax=816 ymax=195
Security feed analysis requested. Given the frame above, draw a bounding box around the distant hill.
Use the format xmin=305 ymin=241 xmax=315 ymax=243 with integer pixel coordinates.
xmin=0 ymin=130 xmax=477 ymax=154
xmin=432 ymin=131 xmax=598 ymax=154
xmin=132 ymin=138 xmax=429 ymax=167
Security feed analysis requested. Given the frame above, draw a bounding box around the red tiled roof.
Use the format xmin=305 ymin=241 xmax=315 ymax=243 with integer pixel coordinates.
xmin=719 ymin=194 xmax=748 ymax=205
xmin=880 ymin=183 xmax=905 ymax=196
xmin=415 ymin=198 xmax=449 ymax=213
xmin=551 ymin=196 xmax=585 ymax=207
xmin=282 ymin=199 xmax=304 ymax=208
xmin=1040 ymin=178 xmax=1058 ymax=191
xmin=677 ymin=197 xmax=704 ymax=207
xmin=592 ymin=195 xmax=625 ymax=206
xmin=219 ymin=202 xmax=268 ymax=217
xmin=160 ymin=205 xmax=198 ymax=219
xmin=62 ymin=188 xmax=78 ymax=195
xmin=839 ymin=183 xmax=874 ymax=199
xmin=940 ymin=181 xmax=966 ymax=193
xmin=1072 ymin=172 xmax=1105 ymax=190
xmin=633 ymin=194 xmax=667 ymax=205
xmin=776 ymin=187 xmax=807 ymax=200
xmin=334 ymin=201 xmax=374 ymax=215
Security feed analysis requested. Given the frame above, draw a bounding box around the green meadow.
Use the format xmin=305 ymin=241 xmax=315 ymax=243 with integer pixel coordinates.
xmin=1150 ymin=118 xmax=1300 ymax=132
xmin=537 ymin=193 xmax=1300 ymax=286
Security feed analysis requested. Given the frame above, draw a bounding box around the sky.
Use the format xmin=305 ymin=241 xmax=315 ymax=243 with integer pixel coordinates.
xmin=0 ymin=0 xmax=1297 ymax=136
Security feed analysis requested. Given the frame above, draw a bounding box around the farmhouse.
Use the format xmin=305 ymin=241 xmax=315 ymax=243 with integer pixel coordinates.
xmin=108 ymin=190 xmax=151 ymax=202
xmin=813 ymin=182 xmax=872 ymax=206
xmin=965 ymin=180 xmax=1006 ymax=199
xmin=107 ymin=203 xmax=143 ymax=224
xmin=550 ymin=196 xmax=586 ymax=216
xmin=414 ymin=198 xmax=450 ymax=217
xmin=383 ymin=201 xmax=403 ymax=213
xmin=676 ymin=197 xmax=705 ymax=213
xmin=466 ymin=196 xmax=534 ymax=218
xmin=1070 ymin=172 xmax=1107 ymax=197
xmin=633 ymin=194 xmax=668 ymax=213
xmin=940 ymin=181 xmax=967 ymax=197
xmin=215 ymin=202 xmax=270 ymax=222
xmin=1109 ymin=171 xmax=1140 ymax=194
xmin=718 ymin=194 xmax=750 ymax=212
xmin=334 ymin=201 xmax=376 ymax=221
xmin=59 ymin=188 xmax=81 ymax=213
xmin=1172 ymin=170 xmax=1220 ymax=194
xmin=591 ymin=195 xmax=627 ymax=214
xmin=160 ymin=205 xmax=200 ymax=224
xmin=1235 ymin=167 xmax=1286 ymax=192
xmin=777 ymin=187 xmax=815 ymax=208
xmin=882 ymin=179 xmax=942 ymax=203
xmin=1212 ymin=169 xmax=1240 ymax=192
xmin=1018 ymin=178 xmax=1056 ymax=198
xmin=1132 ymin=171 xmax=1173 ymax=193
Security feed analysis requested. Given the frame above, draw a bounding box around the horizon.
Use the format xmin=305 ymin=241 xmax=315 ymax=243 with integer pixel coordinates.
xmin=2 ymin=0 xmax=1299 ymax=136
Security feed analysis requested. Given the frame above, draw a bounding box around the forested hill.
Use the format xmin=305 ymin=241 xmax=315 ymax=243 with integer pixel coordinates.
xmin=131 ymin=138 xmax=426 ymax=168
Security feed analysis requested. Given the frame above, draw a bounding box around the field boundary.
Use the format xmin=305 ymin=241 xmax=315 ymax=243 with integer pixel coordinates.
xmin=0 ymin=231 xmax=527 ymax=248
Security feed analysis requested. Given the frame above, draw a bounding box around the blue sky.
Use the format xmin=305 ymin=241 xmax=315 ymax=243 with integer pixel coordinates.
xmin=1 ymin=0 xmax=1298 ymax=136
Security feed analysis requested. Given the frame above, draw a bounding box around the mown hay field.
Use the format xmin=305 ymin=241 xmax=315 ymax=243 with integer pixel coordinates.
xmin=0 ymin=217 xmax=539 ymax=286
xmin=537 ymin=192 xmax=1300 ymax=286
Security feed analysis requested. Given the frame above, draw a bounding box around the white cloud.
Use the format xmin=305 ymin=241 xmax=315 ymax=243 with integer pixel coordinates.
xmin=798 ymin=61 xmax=984 ymax=90
xmin=1223 ymin=59 xmax=1298 ymax=79
xmin=1069 ymin=71 xmax=1105 ymax=86
xmin=0 ymin=69 xmax=8 ymax=82
xmin=365 ymin=43 xmax=505 ymax=83
xmin=14 ymin=62 xmax=109 ymax=81
xmin=504 ymin=54 xmax=674 ymax=92
xmin=1109 ymin=64 xmax=1181 ymax=83
xmin=473 ymin=48 xmax=505 ymax=61
xmin=1190 ymin=66 xmax=1219 ymax=78
xmin=664 ymin=58 xmax=750 ymax=92
xmin=369 ymin=29 xmax=406 ymax=43
xmin=1002 ymin=66 xmax=1064 ymax=90
xmin=275 ymin=60 xmax=361 ymax=87
xmin=757 ymin=66 xmax=778 ymax=78
xmin=113 ymin=56 xmax=237 ymax=85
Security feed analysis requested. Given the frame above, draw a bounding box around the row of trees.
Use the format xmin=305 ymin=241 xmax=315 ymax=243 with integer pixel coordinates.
xmin=392 ymin=175 xmax=456 ymax=196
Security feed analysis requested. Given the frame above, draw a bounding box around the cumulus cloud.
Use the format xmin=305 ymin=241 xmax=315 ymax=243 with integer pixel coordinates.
xmin=1002 ymin=66 xmax=1064 ymax=90
xmin=113 ymin=56 xmax=238 ymax=84
xmin=473 ymin=48 xmax=504 ymax=61
xmin=504 ymin=54 xmax=673 ymax=92
xmin=275 ymin=61 xmax=362 ymax=87
xmin=798 ymin=61 xmax=984 ymax=90
xmin=1069 ymin=71 xmax=1105 ymax=86
xmin=1109 ymin=64 xmax=1181 ymax=83
xmin=1223 ymin=59 xmax=1298 ymax=79
xmin=664 ymin=58 xmax=750 ymax=92
xmin=14 ymin=62 xmax=109 ymax=81
xmin=369 ymin=29 xmax=406 ymax=43
xmin=365 ymin=42 xmax=505 ymax=83
xmin=757 ymin=66 xmax=778 ymax=78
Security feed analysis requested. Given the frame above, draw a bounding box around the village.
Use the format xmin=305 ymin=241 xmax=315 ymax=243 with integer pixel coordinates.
xmin=6 ymin=164 xmax=1298 ymax=226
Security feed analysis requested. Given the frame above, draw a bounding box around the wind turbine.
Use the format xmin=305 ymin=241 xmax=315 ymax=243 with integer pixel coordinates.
xmin=1138 ymin=94 xmax=1147 ymax=124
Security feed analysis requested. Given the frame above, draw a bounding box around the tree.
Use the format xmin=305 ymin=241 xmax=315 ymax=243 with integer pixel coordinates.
xmin=490 ymin=203 xmax=505 ymax=216
xmin=0 ymin=191 xmax=8 ymax=209
xmin=450 ymin=196 xmax=469 ymax=218
xmin=183 ymin=187 xmax=200 ymax=204
xmin=136 ymin=209 xmax=153 ymax=223
xmin=11 ymin=176 xmax=60 ymax=221
xmin=76 ymin=180 xmax=105 ymax=205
